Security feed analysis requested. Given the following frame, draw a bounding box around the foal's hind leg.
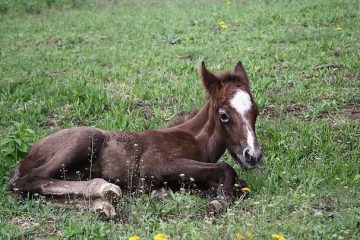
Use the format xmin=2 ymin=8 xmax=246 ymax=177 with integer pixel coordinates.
xmin=14 ymin=177 xmax=121 ymax=201
xmin=9 ymin=128 xmax=121 ymax=218
xmin=12 ymin=176 xmax=121 ymax=218
xmin=10 ymin=155 xmax=122 ymax=204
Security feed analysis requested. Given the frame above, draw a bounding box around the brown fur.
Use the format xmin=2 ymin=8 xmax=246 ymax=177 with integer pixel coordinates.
xmin=9 ymin=61 xmax=263 ymax=215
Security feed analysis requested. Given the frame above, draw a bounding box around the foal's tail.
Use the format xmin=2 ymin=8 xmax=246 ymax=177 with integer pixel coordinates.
xmin=8 ymin=165 xmax=20 ymax=191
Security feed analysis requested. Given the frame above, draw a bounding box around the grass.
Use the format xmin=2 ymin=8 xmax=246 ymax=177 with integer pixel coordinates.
xmin=0 ymin=0 xmax=359 ymax=239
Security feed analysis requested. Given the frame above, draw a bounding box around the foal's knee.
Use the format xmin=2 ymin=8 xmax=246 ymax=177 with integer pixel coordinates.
xmin=217 ymin=163 xmax=237 ymax=184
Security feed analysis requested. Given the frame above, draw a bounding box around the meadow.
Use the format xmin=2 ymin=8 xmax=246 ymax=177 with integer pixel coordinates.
xmin=0 ymin=0 xmax=359 ymax=239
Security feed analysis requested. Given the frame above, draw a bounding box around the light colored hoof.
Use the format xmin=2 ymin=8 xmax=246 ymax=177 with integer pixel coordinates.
xmin=92 ymin=200 xmax=116 ymax=219
xmin=99 ymin=183 xmax=122 ymax=204
xmin=88 ymin=179 xmax=122 ymax=203
xmin=208 ymin=199 xmax=225 ymax=214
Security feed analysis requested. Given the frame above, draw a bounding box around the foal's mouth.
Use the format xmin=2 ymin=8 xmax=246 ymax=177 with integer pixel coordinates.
xmin=230 ymin=151 xmax=260 ymax=170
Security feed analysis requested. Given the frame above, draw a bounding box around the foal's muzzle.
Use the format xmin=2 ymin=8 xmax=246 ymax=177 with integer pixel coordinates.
xmin=233 ymin=146 xmax=263 ymax=170
xmin=243 ymin=146 xmax=263 ymax=163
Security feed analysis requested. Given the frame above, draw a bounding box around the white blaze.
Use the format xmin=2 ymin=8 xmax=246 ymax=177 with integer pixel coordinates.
xmin=230 ymin=90 xmax=252 ymax=115
xmin=230 ymin=90 xmax=256 ymax=154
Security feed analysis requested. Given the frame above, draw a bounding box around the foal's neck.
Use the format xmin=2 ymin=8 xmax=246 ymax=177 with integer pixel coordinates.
xmin=162 ymin=99 xmax=226 ymax=162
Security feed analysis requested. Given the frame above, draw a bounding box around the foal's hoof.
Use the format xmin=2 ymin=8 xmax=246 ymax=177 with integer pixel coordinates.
xmin=92 ymin=200 xmax=116 ymax=219
xmin=208 ymin=199 xmax=226 ymax=214
xmin=99 ymin=183 xmax=122 ymax=204
xmin=88 ymin=179 xmax=122 ymax=204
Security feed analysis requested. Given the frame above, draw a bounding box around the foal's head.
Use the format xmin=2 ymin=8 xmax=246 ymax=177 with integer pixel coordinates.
xmin=201 ymin=61 xmax=263 ymax=169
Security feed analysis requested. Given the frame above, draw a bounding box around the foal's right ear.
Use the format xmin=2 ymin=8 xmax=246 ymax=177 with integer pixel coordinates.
xmin=200 ymin=61 xmax=222 ymax=95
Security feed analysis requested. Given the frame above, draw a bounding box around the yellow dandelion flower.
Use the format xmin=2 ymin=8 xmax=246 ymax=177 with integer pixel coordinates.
xmin=336 ymin=27 xmax=342 ymax=31
xmin=128 ymin=236 xmax=140 ymax=240
xmin=219 ymin=21 xmax=230 ymax=29
xmin=154 ymin=233 xmax=168 ymax=240
xmin=241 ymin=187 xmax=251 ymax=193
xmin=226 ymin=0 xmax=232 ymax=5
xmin=245 ymin=230 xmax=254 ymax=239
xmin=272 ymin=233 xmax=286 ymax=240
xmin=235 ymin=233 xmax=245 ymax=240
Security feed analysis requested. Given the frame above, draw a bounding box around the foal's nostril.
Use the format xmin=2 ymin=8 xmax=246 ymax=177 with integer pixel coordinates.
xmin=243 ymin=148 xmax=250 ymax=158
xmin=243 ymin=148 xmax=256 ymax=162
xmin=243 ymin=147 xmax=262 ymax=162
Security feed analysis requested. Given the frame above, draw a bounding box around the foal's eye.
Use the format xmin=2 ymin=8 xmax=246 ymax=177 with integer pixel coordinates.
xmin=219 ymin=109 xmax=229 ymax=123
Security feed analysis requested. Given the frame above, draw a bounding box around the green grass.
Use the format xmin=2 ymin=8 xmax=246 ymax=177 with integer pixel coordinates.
xmin=0 ymin=0 xmax=359 ymax=239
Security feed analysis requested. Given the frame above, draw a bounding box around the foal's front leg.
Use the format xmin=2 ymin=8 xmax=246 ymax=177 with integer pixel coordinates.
xmin=144 ymin=158 xmax=246 ymax=212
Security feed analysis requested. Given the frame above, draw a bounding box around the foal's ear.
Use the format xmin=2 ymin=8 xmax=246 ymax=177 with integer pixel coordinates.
xmin=234 ymin=61 xmax=250 ymax=85
xmin=200 ymin=61 xmax=222 ymax=95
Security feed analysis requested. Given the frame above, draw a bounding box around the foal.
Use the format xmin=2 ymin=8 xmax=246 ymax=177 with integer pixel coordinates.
xmin=9 ymin=61 xmax=263 ymax=218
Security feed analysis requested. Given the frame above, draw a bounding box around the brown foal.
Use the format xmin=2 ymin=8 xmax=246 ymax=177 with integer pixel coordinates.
xmin=9 ymin=61 xmax=263 ymax=218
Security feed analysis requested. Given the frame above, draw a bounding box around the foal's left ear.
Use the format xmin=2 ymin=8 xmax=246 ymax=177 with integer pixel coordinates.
xmin=234 ymin=61 xmax=250 ymax=85
xmin=200 ymin=61 xmax=222 ymax=95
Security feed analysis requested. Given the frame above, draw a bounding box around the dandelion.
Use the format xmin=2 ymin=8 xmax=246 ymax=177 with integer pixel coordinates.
xmin=128 ymin=236 xmax=140 ymax=240
xmin=336 ymin=27 xmax=342 ymax=31
xmin=272 ymin=233 xmax=286 ymax=240
xmin=241 ymin=187 xmax=251 ymax=193
xmin=236 ymin=233 xmax=244 ymax=240
xmin=236 ymin=230 xmax=253 ymax=240
xmin=226 ymin=0 xmax=232 ymax=5
xmin=245 ymin=230 xmax=254 ymax=239
xmin=219 ymin=21 xmax=230 ymax=30
xmin=154 ymin=233 xmax=168 ymax=240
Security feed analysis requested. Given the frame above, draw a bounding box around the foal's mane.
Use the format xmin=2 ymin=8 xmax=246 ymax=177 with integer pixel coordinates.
xmin=168 ymin=108 xmax=200 ymax=127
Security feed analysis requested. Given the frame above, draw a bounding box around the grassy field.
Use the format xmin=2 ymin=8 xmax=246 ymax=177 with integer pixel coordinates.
xmin=0 ymin=0 xmax=359 ymax=239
